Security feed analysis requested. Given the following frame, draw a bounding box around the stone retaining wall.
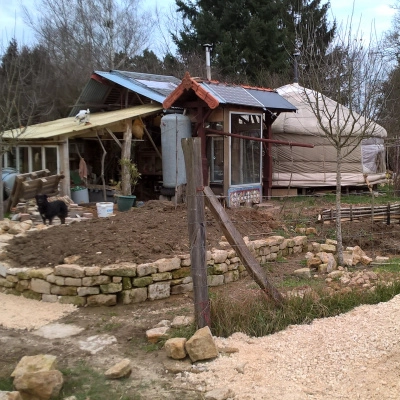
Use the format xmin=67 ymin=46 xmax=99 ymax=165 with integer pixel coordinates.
xmin=0 ymin=235 xmax=309 ymax=306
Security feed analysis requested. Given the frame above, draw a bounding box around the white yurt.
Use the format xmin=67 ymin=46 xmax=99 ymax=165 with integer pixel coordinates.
xmin=271 ymin=83 xmax=387 ymax=189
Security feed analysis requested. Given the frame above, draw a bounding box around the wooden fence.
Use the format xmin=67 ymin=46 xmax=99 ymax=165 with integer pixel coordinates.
xmin=318 ymin=203 xmax=400 ymax=224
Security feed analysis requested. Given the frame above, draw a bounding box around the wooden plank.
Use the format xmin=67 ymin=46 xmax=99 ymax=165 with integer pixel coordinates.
xmin=181 ymin=137 xmax=211 ymax=329
xmin=203 ymin=185 xmax=284 ymax=306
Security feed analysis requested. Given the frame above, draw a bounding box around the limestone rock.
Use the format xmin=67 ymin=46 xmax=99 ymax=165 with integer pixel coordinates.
xmin=11 ymin=355 xmax=57 ymax=378
xmin=13 ymin=370 xmax=63 ymax=400
xmin=63 ymin=255 xmax=81 ymax=264
xmin=185 ymin=326 xmax=219 ymax=362
xmin=154 ymin=257 xmax=181 ymax=273
xmin=320 ymin=243 xmax=336 ymax=253
xmin=146 ymin=327 xmax=170 ymax=343
xmin=211 ymin=250 xmax=228 ymax=264
xmin=204 ymin=387 xmax=235 ymax=400
xmin=54 ymin=264 xmax=85 ymax=278
xmin=0 ymin=392 xmax=23 ymax=400
xmin=165 ymin=337 xmax=187 ymax=360
xmin=292 ymin=268 xmax=312 ymax=279
xmin=351 ymin=246 xmax=367 ymax=266
xmin=104 ymin=359 xmax=132 ymax=379
xmin=171 ymin=315 xmax=194 ymax=328
xmin=375 ymin=256 xmax=390 ymax=264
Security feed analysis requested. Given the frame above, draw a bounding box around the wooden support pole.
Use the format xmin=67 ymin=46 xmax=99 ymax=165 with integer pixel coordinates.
xmin=121 ymin=120 xmax=133 ymax=195
xmin=203 ymin=186 xmax=284 ymax=306
xmin=181 ymin=137 xmax=211 ymax=329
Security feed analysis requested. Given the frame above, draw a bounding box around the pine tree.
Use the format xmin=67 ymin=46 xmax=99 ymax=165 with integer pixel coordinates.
xmin=173 ymin=0 xmax=336 ymax=83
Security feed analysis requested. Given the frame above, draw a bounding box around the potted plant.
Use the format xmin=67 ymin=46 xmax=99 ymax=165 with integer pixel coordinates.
xmin=116 ymin=158 xmax=141 ymax=211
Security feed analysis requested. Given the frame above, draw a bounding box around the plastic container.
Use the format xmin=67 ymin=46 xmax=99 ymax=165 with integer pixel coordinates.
xmin=116 ymin=195 xmax=136 ymax=212
xmin=96 ymin=202 xmax=114 ymax=217
xmin=71 ymin=188 xmax=89 ymax=204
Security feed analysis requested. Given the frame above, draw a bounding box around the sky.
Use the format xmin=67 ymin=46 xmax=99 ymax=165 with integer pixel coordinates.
xmin=0 ymin=0 xmax=397 ymax=50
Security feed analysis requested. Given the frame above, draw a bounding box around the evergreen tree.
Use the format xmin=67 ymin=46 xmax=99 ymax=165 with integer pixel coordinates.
xmin=173 ymin=0 xmax=335 ymax=83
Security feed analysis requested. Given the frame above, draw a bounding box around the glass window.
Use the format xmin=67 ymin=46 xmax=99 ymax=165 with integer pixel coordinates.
xmin=18 ymin=147 xmax=29 ymax=173
xmin=45 ymin=147 xmax=58 ymax=174
xmin=210 ymin=137 xmax=224 ymax=183
xmin=230 ymin=113 xmax=262 ymax=186
xmin=32 ymin=147 xmax=43 ymax=171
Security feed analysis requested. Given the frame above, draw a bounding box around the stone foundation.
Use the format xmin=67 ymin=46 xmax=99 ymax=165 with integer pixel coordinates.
xmin=0 ymin=235 xmax=309 ymax=306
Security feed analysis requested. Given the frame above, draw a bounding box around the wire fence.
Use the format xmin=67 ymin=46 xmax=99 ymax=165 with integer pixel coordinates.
xmin=194 ymin=185 xmax=400 ymax=260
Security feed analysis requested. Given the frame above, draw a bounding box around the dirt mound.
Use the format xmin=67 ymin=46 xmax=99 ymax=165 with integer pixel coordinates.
xmin=5 ymin=200 xmax=280 ymax=268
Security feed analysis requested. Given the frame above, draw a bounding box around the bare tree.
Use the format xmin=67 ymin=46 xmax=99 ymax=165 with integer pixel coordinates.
xmin=0 ymin=39 xmax=43 ymax=219
xmin=297 ymin=22 xmax=389 ymax=264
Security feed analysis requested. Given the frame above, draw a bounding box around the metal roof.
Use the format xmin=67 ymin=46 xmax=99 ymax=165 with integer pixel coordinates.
xmin=70 ymin=70 xmax=181 ymax=117
xmin=96 ymin=70 xmax=180 ymax=102
xmin=246 ymin=88 xmax=297 ymax=111
xmin=3 ymin=104 xmax=162 ymax=140
xmin=163 ymin=73 xmax=297 ymax=112
xmin=202 ymin=82 xmax=297 ymax=111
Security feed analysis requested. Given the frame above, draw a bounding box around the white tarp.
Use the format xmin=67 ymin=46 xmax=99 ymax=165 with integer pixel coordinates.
xmin=271 ymin=84 xmax=387 ymax=188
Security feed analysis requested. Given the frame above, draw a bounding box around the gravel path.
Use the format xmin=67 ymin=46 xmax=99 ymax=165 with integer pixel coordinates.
xmin=0 ymin=292 xmax=78 ymax=331
xmin=183 ymin=295 xmax=400 ymax=399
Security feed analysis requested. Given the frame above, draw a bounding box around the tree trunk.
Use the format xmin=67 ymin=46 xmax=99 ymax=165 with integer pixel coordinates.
xmin=121 ymin=121 xmax=132 ymax=196
xmin=336 ymin=146 xmax=344 ymax=265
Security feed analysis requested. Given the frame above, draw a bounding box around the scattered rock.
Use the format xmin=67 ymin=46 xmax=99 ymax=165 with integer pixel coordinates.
xmin=104 ymin=359 xmax=131 ymax=379
xmin=13 ymin=370 xmax=63 ymax=400
xmin=165 ymin=337 xmax=187 ymax=360
xmin=185 ymin=326 xmax=219 ymax=363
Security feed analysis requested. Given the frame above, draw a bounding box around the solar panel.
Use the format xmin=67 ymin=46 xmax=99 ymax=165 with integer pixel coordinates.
xmin=205 ymin=84 xmax=262 ymax=108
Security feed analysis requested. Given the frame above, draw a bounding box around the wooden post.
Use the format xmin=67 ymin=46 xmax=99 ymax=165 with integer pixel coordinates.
xmin=121 ymin=120 xmax=133 ymax=195
xmin=387 ymin=203 xmax=391 ymax=225
xmin=181 ymin=137 xmax=211 ymax=328
xmin=203 ymin=186 xmax=284 ymax=306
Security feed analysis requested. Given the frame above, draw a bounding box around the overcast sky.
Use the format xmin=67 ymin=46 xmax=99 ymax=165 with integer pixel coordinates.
xmin=0 ymin=0 xmax=396 ymax=50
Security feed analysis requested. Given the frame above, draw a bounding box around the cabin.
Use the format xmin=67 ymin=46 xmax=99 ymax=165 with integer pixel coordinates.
xmin=162 ymin=72 xmax=298 ymax=207
xmin=2 ymin=71 xmax=180 ymax=203
xmin=2 ymin=70 xmax=301 ymax=207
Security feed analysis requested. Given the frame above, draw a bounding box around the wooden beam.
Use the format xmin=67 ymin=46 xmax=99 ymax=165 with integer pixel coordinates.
xmin=203 ymin=185 xmax=284 ymax=306
xmin=181 ymin=137 xmax=211 ymax=328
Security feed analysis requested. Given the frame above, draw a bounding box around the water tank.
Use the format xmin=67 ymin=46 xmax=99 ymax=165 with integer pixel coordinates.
xmin=160 ymin=114 xmax=192 ymax=188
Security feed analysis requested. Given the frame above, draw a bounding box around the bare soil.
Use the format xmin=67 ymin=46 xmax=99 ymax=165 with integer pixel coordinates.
xmin=2 ymin=199 xmax=400 ymax=399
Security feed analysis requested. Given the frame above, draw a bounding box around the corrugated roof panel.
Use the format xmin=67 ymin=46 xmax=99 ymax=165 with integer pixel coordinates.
xmin=247 ymin=89 xmax=297 ymax=111
xmin=94 ymin=71 xmax=167 ymax=104
xmin=3 ymin=104 xmax=162 ymax=140
xmin=203 ymin=83 xmax=262 ymax=108
xmin=69 ymin=79 xmax=110 ymax=117
xmin=115 ymin=70 xmax=181 ymax=84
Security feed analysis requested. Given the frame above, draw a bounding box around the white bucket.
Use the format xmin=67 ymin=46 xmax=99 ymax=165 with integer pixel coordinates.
xmin=96 ymin=202 xmax=114 ymax=217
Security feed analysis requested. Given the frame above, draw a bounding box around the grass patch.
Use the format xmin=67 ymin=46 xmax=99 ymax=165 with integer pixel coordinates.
xmin=0 ymin=377 xmax=13 ymax=391
xmin=278 ymin=276 xmax=317 ymax=288
xmin=210 ymin=280 xmax=400 ymax=338
xmin=373 ymin=259 xmax=400 ymax=273
xmin=58 ymin=361 xmax=131 ymax=400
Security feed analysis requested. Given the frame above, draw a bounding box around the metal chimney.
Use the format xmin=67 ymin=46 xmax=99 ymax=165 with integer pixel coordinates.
xmin=203 ymin=44 xmax=212 ymax=80
xmin=293 ymin=46 xmax=300 ymax=84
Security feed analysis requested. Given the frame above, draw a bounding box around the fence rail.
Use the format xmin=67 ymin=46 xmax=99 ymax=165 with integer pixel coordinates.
xmin=318 ymin=203 xmax=400 ymax=224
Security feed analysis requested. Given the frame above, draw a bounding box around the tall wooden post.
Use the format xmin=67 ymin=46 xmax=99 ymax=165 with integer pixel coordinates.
xmin=181 ymin=137 xmax=211 ymax=328
xmin=121 ymin=120 xmax=133 ymax=195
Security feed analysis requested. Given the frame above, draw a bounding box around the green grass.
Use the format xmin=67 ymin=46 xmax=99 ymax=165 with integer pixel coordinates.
xmin=278 ymin=276 xmax=316 ymax=288
xmin=373 ymin=259 xmax=400 ymax=273
xmin=57 ymin=361 xmax=131 ymax=400
xmin=210 ymin=280 xmax=400 ymax=338
xmin=0 ymin=377 xmax=13 ymax=391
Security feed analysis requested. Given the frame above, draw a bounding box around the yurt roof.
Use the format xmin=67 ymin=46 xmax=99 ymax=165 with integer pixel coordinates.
xmin=272 ymin=83 xmax=387 ymax=139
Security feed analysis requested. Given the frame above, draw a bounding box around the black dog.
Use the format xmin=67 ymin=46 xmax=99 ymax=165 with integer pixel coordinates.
xmin=35 ymin=194 xmax=68 ymax=225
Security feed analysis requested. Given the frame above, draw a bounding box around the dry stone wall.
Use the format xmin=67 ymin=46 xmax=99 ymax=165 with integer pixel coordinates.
xmin=0 ymin=235 xmax=309 ymax=307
